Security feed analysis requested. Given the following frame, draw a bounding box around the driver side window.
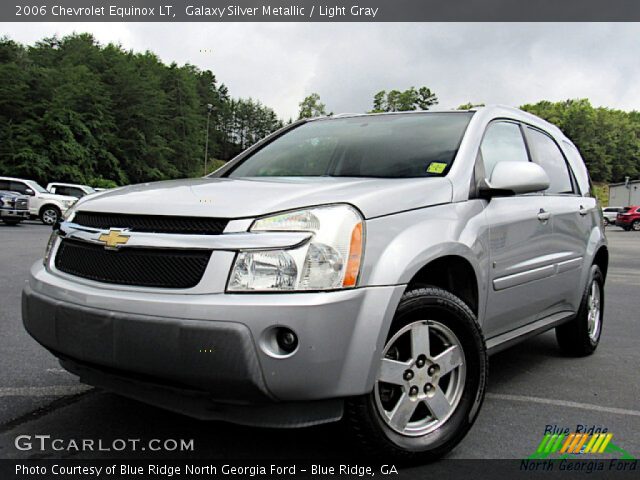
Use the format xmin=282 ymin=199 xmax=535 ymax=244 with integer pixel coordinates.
xmin=480 ymin=121 xmax=529 ymax=178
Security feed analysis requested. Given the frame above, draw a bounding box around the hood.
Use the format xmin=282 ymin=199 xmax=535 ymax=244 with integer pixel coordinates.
xmin=0 ymin=190 xmax=22 ymax=198
xmin=74 ymin=176 xmax=453 ymax=219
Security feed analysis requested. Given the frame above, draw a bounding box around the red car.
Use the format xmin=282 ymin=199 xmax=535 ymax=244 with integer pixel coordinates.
xmin=616 ymin=205 xmax=640 ymax=231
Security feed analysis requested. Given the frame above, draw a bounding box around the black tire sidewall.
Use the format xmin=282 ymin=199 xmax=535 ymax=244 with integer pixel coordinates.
xmin=365 ymin=289 xmax=487 ymax=455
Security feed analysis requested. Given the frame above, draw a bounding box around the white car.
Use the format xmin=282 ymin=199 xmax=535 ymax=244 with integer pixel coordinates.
xmin=601 ymin=206 xmax=623 ymax=226
xmin=47 ymin=182 xmax=96 ymax=199
xmin=0 ymin=177 xmax=77 ymax=225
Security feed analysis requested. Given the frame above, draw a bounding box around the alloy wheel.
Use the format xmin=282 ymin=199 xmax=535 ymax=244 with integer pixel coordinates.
xmin=42 ymin=209 xmax=58 ymax=225
xmin=374 ymin=320 xmax=466 ymax=437
xmin=587 ymin=280 xmax=602 ymax=342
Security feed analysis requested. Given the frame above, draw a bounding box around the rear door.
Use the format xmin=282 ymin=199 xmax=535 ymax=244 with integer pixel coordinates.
xmin=525 ymin=129 xmax=591 ymax=314
xmin=480 ymin=121 xmax=559 ymax=337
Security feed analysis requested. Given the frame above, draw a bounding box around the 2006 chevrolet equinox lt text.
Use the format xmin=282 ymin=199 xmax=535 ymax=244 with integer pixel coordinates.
xmin=23 ymin=105 xmax=608 ymax=461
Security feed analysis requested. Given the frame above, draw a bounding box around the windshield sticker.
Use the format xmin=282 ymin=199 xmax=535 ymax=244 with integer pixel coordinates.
xmin=426 ymin=162 xmax=447 ymax=174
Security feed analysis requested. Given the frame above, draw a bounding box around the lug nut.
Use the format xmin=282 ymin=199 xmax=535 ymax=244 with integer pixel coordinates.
xmin=409 ymin=386 xmax=419 ymax=396
xmin=428 ymin=365 xmax=438 ymax=376
xmin=416 ymin=355 xmax=426 ymax=368
xmin=403 ymin=370 xmax=414 ymax=381
xmin=424 ymin=383 xmax=433 ymax=394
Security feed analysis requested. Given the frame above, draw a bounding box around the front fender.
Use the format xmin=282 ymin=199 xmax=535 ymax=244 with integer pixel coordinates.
xmin=361 ymin=201 xmax=490 ymax=320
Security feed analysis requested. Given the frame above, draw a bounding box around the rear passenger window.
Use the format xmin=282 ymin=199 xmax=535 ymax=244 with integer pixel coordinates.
xmin=0 ymin=180 xmax=9 ymax=190
xmin=480 ymin=122 xmax=529 ymax=178
xmin=9 ymin=181 xmax=28 ymax=194
xmin=526 ymin=128 xmax=574 ymax=194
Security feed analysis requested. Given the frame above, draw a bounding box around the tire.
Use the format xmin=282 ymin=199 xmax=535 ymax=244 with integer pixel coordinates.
xmin=344 ymin=287 xmax=487 ymax=462
xmin=40 ymin=205 xmax=60 ymax=226
xmin=2 ymin=219 xmax=20 ymax=226
xmin=623 ymin=226 xmax=631 ymax=231
xmin=602 ymin=218 xmax=609 ymax=227
xmin=632 ymin=220 xmax=640 ymax=232
xmin=556 ymin=265 xmax=604 ymax=356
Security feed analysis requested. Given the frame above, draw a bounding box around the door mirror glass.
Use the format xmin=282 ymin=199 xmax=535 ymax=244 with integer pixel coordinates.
xmin=482 ymin=161 xmax=550 ymax=196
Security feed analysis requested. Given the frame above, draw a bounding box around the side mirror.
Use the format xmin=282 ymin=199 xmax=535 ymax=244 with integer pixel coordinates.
xmin=480 ymin=161 xmax=549 ymax=197
xmin=24 ymin=188 xmax=35 ymax=196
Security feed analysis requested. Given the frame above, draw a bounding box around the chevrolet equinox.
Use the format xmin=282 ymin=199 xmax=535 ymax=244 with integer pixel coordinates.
xmin=23 ymin=105 xmax=608 ymax=460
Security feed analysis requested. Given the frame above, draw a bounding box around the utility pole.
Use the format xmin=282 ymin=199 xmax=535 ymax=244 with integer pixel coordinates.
xmin=625 ymin=176 xmax=631 ymax=205
xmin=204 ymin=104 xmax=213 ymax=176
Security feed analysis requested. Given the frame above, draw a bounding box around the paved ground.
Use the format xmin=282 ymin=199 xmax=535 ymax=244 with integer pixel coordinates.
xmin=0 ymin=221 xmax=638 ymax=462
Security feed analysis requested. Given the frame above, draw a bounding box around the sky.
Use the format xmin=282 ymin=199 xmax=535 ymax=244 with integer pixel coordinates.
xmin=1 ymin=22 xmax=639 ymax=119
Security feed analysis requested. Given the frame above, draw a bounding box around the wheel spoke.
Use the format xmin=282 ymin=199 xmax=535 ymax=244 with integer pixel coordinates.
xmin=379 ymin=358 xmax=411 ymax=385
xmin=425 ymin=386 xmax=452 ymax=420
xmin=433 ymin=345 xmax=464 ymax=376
xmin=410 ymin=322 xmax=430 ymax=358
xmin=388 ymin=392 xmax=418 ymax=431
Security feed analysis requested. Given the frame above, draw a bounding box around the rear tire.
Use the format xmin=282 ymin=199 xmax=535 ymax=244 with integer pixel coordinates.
xmin=556 ymin=265 xmax=604 ymax=356
xmin=632 ymin=220 xmax=640 ymax=231
xmin=2 ymin=220 xmax=20 ymax=226
xmin=40 ymin=206 xmax=60 ymax=226
xmin=345 ymin=287 xmax=487 ymax=462
xmin=602 ymin=218 xmax=609 ymax=226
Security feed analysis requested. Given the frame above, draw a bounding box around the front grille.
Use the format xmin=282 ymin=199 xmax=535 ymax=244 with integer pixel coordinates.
xmin=16 ymin=198 xmax=28 ymax=210
xmin=72 ymin=212 xmax=228 ymax=235
xmin=55 ymin=239 xmax=211 ymax=288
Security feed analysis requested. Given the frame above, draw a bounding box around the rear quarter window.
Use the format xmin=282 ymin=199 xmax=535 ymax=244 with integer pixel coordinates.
xmin=525 ymin=128 xmax=574 ymax=194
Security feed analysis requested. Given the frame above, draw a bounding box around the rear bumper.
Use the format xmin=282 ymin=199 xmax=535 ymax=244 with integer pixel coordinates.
xmin=615 ymin=217 xmax=636 ymax=226
xmin=22 ymin=262 xmax=404 ymax=421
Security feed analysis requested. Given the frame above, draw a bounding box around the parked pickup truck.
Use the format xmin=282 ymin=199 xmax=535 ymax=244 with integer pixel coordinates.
xmin=22 ymin=106 xmax=607 ymax=461
xmin=0 ymin=190 xmax=29 ymax=225
xmin=0 ymin=177 xmax=77 ymax=225
xmin=47 ymin=182 xmax=96 ymax=199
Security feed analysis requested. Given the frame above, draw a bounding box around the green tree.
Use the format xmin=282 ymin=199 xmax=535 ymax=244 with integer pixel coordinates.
xmin=370 ymin=86 xmax=438 ymax=113
xmin=0 ymin=33 xmax=285 ymax=185
xmin=298 ymin=93 xmax=327 ymax=119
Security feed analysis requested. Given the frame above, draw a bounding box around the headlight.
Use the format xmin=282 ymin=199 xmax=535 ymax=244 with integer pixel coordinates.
xmin=61 ymin=200 xmax=76 ymax=209
xmin=61 ymin=203 xmax=78 ymax=222
xmin=228 ymin=205 xmax=364 ymax=292
xmin=43 ymin=230 xmax=58 ymax=266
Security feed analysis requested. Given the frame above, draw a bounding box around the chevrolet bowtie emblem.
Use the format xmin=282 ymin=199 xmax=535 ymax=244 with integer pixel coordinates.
xmin=98 ymin=229 xmax=130 ymax=249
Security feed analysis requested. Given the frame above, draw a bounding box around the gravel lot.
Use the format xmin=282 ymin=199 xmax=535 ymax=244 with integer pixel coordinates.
xmin=0 ymin=221 xmax=638 ymax=462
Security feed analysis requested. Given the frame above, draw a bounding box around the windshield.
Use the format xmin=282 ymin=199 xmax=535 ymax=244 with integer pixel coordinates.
xmin=26 ymin=180 xmax=47 ymax=193
xmin=226 ymin=113 xmax=473 ymax=178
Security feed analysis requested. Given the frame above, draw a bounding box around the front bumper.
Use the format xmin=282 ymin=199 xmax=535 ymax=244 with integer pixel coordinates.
xmin=0 ymin=208 xmax=29 ymax=220
xmin=23 ymin=262 xmax=404 ymax=422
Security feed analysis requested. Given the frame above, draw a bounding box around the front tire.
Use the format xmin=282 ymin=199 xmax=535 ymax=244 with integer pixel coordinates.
xmin=2 ymin=219 xmax=21 ymax=226
xmin=632 ymin=220 xmax=640 ymax=231
xmin=556 ymin=265 xmax=604 ymax=356
xmin=345 ymin=287 xmax=487 ymax=462
xmin=40 ymin=206 xmax=60 ymax=226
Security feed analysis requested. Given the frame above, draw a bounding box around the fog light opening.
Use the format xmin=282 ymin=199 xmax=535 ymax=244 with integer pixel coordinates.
xmin=260 ymin=326 xmax=299 ymax=358
xmin=276 ymin=328 xmax=298 ymax=353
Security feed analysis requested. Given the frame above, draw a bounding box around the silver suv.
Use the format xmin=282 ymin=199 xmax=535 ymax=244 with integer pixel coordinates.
xmin=22 ymin=106 xmax=607 ymax=460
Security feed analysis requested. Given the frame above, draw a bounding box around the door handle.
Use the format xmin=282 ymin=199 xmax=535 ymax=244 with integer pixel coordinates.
xmin=537 ymin=208 xmax=551 ymax=222
xmin=579 ymin=205 xmax=589 ymax=216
